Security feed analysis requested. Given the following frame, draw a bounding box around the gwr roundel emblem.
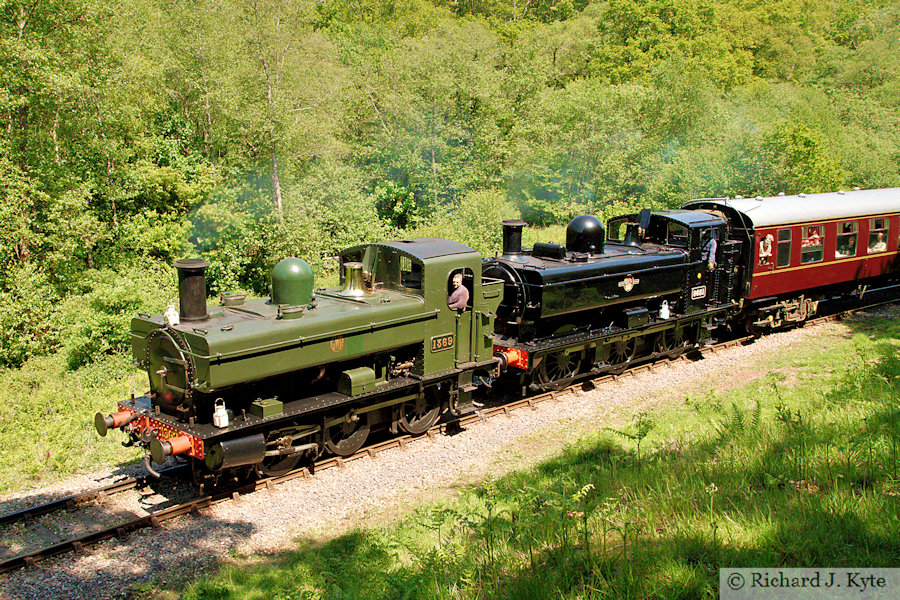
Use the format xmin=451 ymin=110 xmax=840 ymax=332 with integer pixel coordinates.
xmin=330 ymin=336 xmax=345 ymax=353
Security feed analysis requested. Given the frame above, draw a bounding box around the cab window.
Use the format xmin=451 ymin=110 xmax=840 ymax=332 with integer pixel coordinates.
xmin=340 ymin=249 xmax=363 ymax=270
xmin=667 ymin=222 xmax=688 ymax=247
xmin=399 ymin=255 xmax=423 ymax=291
xmin=868 ymin=218 xmax=888 ymax=254
xmin=607 ymin=217 xmax=628 ymax=242
xmin=800 ymin=226 xmax=823 ymax=264
xmin=776 ymin=229 xmax=792 ymax=267
xmin=447 ymin=268 xmax=473 ymax=310
xmin=835 ymin=222 xmax=858 ymax=258
xmin=361 ymin=246 xmax=423 ymax=296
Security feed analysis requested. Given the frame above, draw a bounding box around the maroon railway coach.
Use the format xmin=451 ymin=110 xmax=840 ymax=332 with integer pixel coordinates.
xmin=684 ymin=188 xmax=900 ymax=330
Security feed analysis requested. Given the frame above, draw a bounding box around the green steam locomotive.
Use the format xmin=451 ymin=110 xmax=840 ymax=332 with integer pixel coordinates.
xmin=97 ymin=238 xmax=502 ymax=481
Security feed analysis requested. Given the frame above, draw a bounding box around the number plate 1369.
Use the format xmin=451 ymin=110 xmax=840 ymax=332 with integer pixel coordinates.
xmin=431 ymin=333 xmax=455 ymax=353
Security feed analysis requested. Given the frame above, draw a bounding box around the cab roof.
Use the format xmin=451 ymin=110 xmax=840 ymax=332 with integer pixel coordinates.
xmin=654 ymin=209 xmax=725 ymax=228
xmin=374 ymin=238 xmax=478 ymax=260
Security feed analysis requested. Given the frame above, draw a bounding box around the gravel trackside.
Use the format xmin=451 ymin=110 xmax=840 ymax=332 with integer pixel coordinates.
xmin=0 ymin=309 xmax=892 ymax=600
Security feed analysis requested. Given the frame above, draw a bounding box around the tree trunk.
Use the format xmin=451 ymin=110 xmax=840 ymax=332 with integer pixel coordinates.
xmin=196 ymin=27 xmax=215 ymax=163
xmin=252 ymin=0 xmax=286 ymax=223
xmin=93 ymin=94 xmax=117 ymax=231
xmin=52 ymin=105 xmax=60 ymax=165
xmin=16 ymin=5 xmax=30 ymax=263
xmin=271 ymin=143 xmax=284 ymax=222
xmin=430 ymin=102 xmax=437 ymax=205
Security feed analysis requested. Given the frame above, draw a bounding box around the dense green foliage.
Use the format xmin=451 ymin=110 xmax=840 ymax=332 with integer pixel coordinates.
xmin=0 ymin=0 xmax=899 ymax=372
xmin=0 ymin=353 xmax=145 ymax=492
xmin=177 ymin=313 xmax=900 ymax=600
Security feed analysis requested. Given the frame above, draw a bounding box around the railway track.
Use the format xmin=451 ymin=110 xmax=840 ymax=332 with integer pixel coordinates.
xmin=0 ymin=475 xmax=156 ymax=528
xmin=0 ymin=311 xmax=851 ymax=574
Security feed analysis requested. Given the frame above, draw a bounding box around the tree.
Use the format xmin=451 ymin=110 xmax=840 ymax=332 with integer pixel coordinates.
xmin=354 ymin=20 xmax=508 ymax=209
xmin=591 ymin=0 xmax=753 ymax=88
xmin=761 ymin=120 xmax=848 ymax=193
xmin=224 ymin=0 xmax=347 ymax=221
xmin=437 ymin=0 xmax=590 ymax=22
xmin=0 ymin=0 xmax=112 ymax=273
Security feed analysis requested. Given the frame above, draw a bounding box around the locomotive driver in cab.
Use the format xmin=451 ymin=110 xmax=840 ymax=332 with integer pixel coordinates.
xmin=448 ymin=271 xmax=469 ymax=310
xmin=702 ymin=230 xmax=718 ymax=271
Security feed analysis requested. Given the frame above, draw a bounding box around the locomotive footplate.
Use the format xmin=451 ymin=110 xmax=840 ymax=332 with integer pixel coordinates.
xmin=495 ymin=303 xmax=735 ymax=357
xmin=115 ymin=362 xmax=499 ymax=445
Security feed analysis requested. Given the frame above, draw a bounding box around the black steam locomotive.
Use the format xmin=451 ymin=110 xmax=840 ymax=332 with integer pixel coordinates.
xmin=490 ymin=210 xmax=741 ymax=389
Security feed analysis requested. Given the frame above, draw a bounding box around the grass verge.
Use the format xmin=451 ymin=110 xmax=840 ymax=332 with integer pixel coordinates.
xmin=0 ymin=352 xmax=144 ymax=494
xmin=176 ymin=312 xmax=900 ymax=600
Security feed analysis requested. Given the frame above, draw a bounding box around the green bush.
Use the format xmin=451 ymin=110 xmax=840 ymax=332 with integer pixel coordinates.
xmin=448 ymin=189 xmax=518 ymax=257
xmin=0 ymin=265 xmax=61 ymax=367
xmin=52 ymin=264 xmax=177 ymax=370
xmin=0 ymin=352 xmax=145 ymax=493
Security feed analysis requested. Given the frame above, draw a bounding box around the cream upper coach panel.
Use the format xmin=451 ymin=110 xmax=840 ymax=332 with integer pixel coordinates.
xmin=683 ymin=188 xmax=900 ymax=228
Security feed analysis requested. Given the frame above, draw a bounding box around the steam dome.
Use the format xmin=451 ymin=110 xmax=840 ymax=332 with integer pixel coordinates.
xmin=271 ymin=258 xmax=314 ymax=306
xmin=566 ymin=215 xmax=605 ymax=254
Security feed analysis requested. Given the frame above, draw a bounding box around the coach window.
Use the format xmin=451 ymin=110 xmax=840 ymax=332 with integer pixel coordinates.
xmin=776 ymin=229 xmax=792 ymax=268
xmin=835 ymin=222 xmax=858 ymax=258
xmin=868 ymin=218 xmax=888 ymax=254
xmin=800 ymin=226 xmax=824 ymax=264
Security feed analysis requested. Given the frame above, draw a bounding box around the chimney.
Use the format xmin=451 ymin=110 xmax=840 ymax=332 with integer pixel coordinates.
xmin=501 ymin=220 xmax=527 ymax=257
xmin=174 ymin=258 xmax=210 ymax=322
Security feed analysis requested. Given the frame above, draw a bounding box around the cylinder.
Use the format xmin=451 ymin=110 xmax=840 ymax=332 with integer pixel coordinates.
xmin=174 ymin=258 xmax=210 ymax=322
xmin=501 ymin=220 xmax=527 ymax=257
xmin=204 ymin=433 xmax=266 ymax=471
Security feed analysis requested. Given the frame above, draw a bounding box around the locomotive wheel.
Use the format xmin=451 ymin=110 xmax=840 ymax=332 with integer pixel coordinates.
xmin=656 ymin=327 xmax=689 ymax=354
xmin=608 ymin=338 xmax=636 ymax=365
xmin=255 ymin=453 xmax=302 ymax=478
xmin=324 ymin=414 xmax=371 ymax=457
xmin=536 ymin=350 xmax=583 ymax=385
xmin=399 ymin=387 xmax=442 ymax=435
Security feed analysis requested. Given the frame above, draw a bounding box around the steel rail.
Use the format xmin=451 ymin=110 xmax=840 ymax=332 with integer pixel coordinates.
xmin=0 ymin=465 xmax=188 ymax=528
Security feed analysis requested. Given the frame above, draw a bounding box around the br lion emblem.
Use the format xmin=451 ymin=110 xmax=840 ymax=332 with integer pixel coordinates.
xmin=618 ymin=274 xmax=640 ymax=293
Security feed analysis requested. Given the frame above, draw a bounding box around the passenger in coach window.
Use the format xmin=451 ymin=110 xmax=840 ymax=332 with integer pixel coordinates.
xmin=802 ymin=227 xmax=820 ymax=247
xmin=836 ymin=236 xmax=857 ymax=258
xmin=759 ymin=234 xmax=773 ymax=265
xmin=447 ymin=272 xmax=469 ymax=310
xmin=868 ymin=231 xmax=887 ymax=253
